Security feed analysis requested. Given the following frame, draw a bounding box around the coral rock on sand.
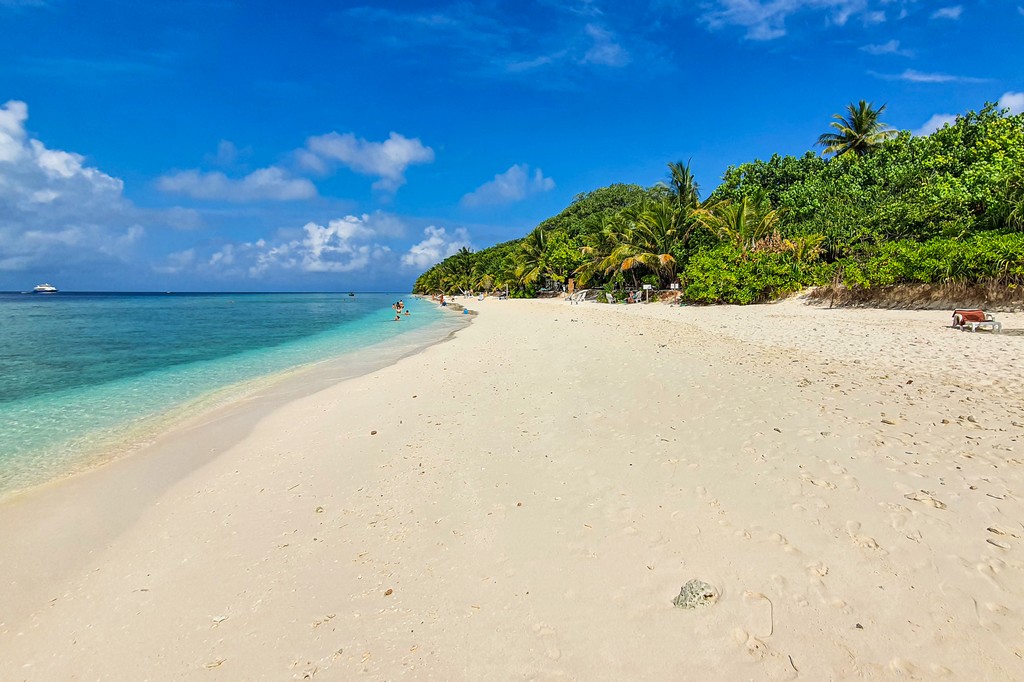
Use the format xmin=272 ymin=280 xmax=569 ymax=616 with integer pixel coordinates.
xmin=673 ymin=580 xmax=719 ymax=609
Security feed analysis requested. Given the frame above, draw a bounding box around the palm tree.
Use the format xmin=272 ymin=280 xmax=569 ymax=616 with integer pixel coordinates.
xmin=599 ymin=200 xmax=683 ymax=287
xmin=667 ymin=161 xmax=701 ymax=211
xmin=493 ymin=256 xmax=521 ymax=297
xmin=575 ymin=212 xmax=630 ymax=287
xmin=694 ymin=198 xmax=782 ymax=253
xmin=817 ymin=100 xmax=897 ymax=157
xmin=517 ymin=229 xmax=548 ymax=287
xmin=475 ymin=271 xmax=494 ymax=293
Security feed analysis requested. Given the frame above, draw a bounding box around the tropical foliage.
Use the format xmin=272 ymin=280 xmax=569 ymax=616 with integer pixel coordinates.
xmin=415 ymin=102 xmax=1024 ymax=304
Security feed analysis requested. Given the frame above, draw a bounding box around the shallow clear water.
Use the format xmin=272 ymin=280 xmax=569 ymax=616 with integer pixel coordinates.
xmin=0 ymin=292 xmax=459 ymax=494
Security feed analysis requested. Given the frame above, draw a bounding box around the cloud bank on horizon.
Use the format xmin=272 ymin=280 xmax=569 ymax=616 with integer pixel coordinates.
xmin=0 ymin=0 xmax=1021 ymax=290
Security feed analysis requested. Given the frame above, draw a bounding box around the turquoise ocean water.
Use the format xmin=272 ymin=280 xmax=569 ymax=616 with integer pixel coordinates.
xmin=0 ymin=292 xmax=462 ymax=495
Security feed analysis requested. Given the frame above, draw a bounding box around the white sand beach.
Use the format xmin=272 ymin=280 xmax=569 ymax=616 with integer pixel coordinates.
xmin=1 ymin=297 xmax=1023 ymax=680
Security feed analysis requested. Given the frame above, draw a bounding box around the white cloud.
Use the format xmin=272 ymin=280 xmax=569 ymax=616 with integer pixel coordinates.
xmin=461 ymin=164 xmax=555 ymax=207
xmin=913 ymin=113 xmax=957 ymax=136
xmin=401 ymin=226 xmax=471 ymax=268
xmin=163 ymin=206 xmax=203 ymax=231
xmin=999 ymin=91 xmax=1024 ymax=114
xmin=507 ymin=53 xmax=563 ymax=73
xmin=196 ymin=213 xmax=403 ymax=279
xmin=581 ymin=24 xmax=629 ymax=66
xmin=931 ymin=6 xmax=962 ymax=20
xmin=503 ymin=23 xmax=629 ymax=74
xmin=877 ymin=69 xmax=987 ymax=83
xmin=154 ymin=248 xmax=196 ymax=274
xmin=0 ymin=99 xmax=143 ymax=273
xmin=301 ymin=131 xmax=434 ymax=193
xmin=860 ymin=39 xmax=911 ymax=56
xmin=701 ymin=0 xmax=877 ymax=40
xmin=293 ymin=219 xmax=390 ymax=274
xmin=157 ymin=166 xmax=316 ymax=202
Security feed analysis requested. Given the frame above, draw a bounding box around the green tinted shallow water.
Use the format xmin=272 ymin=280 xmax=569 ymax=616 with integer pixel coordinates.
xmin=0 ymin=292 xmax=462 ymax=495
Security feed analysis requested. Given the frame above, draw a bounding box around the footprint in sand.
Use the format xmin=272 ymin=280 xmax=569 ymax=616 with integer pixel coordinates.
xmin=903 ymin=490 xmax=947 ymax=509
xmin=799 ymin=472 xmax=837 ymax=490
xmin=975 ymin=601 xmax=1012 ymax=631
xmin=533 ymin=623 xmax=562 ymax=660
xmin=889 ymin=658 xmax=919 ymax=677
xmin=732 ymin=628 xmax=798 ymax=679
xmin=826 ymin=460 xmax=848 ymax=476
xmin=732 ymin=628 xmax=767 ymax=660
xmin=768 ymin=532 xmax=799 ymax=555
xmin=846 ymin=521 xmax=881 ymax=551
xmin=970 ymin=556 xmax=1024 ymax=594
xmin=806 ymin=561 xmax=829 ymax=578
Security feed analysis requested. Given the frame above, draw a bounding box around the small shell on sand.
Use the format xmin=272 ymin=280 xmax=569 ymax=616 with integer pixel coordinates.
xmin=673 ymin=579 xmax=719 ymax=609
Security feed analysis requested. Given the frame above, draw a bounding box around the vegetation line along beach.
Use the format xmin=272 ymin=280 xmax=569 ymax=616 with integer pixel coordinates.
xmin=417 ymin=102 xmax=1024 ymax=308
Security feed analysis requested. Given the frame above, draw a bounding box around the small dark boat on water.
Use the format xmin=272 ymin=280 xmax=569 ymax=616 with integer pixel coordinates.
xmin=348 ymin=292 xmax=355 ymax=297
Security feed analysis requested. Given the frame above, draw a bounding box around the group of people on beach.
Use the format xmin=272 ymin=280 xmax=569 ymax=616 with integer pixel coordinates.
xmin=392 ymin=299 xmax=410 ymax=321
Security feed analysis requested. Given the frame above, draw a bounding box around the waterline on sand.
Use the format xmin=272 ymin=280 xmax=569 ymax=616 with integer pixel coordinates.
xmin=0 ymin=294 xmax=465 ymax=498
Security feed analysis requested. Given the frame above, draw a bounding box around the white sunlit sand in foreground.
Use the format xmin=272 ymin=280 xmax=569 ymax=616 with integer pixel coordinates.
xmin=1 ymin=296 xmax=1023 ymax=680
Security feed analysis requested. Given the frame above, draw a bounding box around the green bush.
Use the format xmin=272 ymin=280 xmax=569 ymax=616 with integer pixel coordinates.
xmin=682 ymin=245 xmax=817 ymax=304
xmin=841 ymin=231 xmax=1024 ymax=287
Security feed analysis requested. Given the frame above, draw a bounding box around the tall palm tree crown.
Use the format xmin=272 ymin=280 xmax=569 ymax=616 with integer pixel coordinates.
xmin=667 ymin=161 xmax=700 ymax=210
xmin=817 ymin=100 xmax=897 ymax=157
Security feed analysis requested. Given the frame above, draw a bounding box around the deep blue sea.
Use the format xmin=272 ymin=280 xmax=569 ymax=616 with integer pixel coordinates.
xmin=0 ymin=292 xmax=462 ymax=495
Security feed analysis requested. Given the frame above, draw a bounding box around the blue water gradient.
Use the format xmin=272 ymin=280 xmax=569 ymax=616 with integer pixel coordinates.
xmin=0 ymin=292 xmax=460 ymax=494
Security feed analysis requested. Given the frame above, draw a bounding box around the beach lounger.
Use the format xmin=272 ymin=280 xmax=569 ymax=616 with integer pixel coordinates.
xmin=952 ymin=309 xmax=1002 ymax=333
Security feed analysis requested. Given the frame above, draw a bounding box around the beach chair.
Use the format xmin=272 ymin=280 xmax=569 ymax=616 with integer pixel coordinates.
xmin=952 ymin=309 xmax=1002 ymax=333
xmin=606 ymin=293 xmax=615 ymax=304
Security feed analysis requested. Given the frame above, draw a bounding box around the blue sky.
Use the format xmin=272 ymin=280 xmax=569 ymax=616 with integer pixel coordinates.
xmin=1 ymin=0 xmax=1021 ymax=291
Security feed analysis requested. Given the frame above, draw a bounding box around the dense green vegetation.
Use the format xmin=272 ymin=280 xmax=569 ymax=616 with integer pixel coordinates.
xmin=415 ymin=102 xmax=1024 ymax=304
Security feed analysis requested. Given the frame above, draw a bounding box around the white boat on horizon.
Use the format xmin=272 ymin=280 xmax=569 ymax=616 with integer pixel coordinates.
xmin=32 ymin=283 xmax=58 ymax=294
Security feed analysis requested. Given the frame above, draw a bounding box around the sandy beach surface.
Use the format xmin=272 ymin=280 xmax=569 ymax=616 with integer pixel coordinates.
xmin=2 ymin=296 xmax=1023 ymax=680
